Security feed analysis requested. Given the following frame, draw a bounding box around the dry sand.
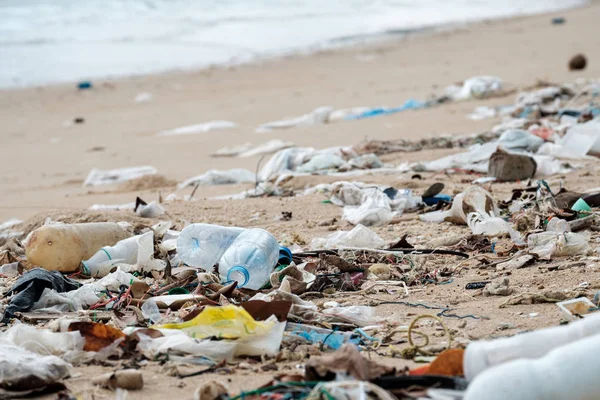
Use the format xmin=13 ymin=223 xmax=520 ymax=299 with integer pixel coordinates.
xmin=2 ymin=2 xmax=600 ymax=399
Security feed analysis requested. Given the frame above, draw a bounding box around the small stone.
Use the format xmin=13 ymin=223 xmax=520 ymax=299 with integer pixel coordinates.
xmin=569 ymin=54 xmax=587 ymax=71
xmin=261 ymin=363 xmax=278 ymax=372
xmin=483 ymin=277 xmax=513 ymax=296
xmin=368 ymin=264 xmax=392 ymax=280
xmin=496 ymin=323 xmax=516 ymax=331
xmin=238 ymin=362 xmax=252 ymax=370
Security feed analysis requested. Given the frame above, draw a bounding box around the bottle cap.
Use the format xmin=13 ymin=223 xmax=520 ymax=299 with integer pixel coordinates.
xmin=278 ymin=246 xmax=293 ymax=266
xmin=227 ymin=266 xmax=250 ymax=287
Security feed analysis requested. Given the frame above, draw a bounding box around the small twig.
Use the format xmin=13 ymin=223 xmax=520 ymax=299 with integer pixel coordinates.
xmin=255 ymin=155 xmax=266 ymax=190
xmin=189 ymin=182 xmax=200 ymax=200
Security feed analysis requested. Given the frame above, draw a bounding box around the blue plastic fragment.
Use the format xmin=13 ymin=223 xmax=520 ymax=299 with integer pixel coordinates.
xmin=77 ymin=81 xmax=92 ymax=90
xmin=422 ymin=194 xmax=453 ymax=206
xmin=346 ymin=98 xmax=427 ymax=120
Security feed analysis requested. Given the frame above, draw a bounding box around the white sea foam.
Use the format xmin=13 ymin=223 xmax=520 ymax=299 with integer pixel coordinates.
xmin=0 ymin=0 xmax=588 ymax=88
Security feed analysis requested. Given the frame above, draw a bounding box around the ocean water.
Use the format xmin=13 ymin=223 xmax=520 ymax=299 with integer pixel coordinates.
xmin=0 ymin=0 xmax=588 ymax=88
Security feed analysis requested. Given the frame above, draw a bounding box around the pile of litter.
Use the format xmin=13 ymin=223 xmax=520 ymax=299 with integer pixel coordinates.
xmin=3 ymin=74 xmax=600 ymax=400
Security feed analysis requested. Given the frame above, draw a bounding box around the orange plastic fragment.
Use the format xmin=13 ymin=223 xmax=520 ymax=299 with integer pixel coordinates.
xmin=69 ymin=321 xmax=126 ymax=352
xmin=428 ymin=348 xmax=465 ymax=377
xmin=409 ymin=365 xmax=431 ymax=375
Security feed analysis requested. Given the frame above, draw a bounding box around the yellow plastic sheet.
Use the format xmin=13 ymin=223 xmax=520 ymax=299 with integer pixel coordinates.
xmin=155 ymin=305 xmax=273 ymax=339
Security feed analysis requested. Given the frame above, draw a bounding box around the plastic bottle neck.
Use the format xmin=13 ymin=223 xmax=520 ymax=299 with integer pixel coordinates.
xmin=227 ymin=266 xmax=250 ymax=287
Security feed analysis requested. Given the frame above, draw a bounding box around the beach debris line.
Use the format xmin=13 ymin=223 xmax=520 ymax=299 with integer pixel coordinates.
xmin=255 ymin=75 xmax=506 ymax=131
xmin=3 ymin=75 xmax=600 ymax=400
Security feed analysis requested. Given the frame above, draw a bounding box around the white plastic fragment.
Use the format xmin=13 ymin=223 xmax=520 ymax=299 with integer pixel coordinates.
xmin=464 ymin=331 xmax=600 ymax=400
xmin=157 ymin=121 xmax=237 ymax=136
xmin=134 ymin=92 xmax=153 ymax=104
xmin=468 ymin=106 xmax=497 ymax=120
xmin=1 ymin=324 xmax=85 ymax=360
xmin=297 ymin=154 xmax=347 ymax=173
xmin=446 ymin=76 xmax=503 ymax=101
xmin=311 ymin=224 xmax=386 ymax=250
xmin=88 ymin=202 xmax=136 ymax=211
xmin=135 ymin=201 xmax=165 ymax=218
xmin=0 ymin=341 xmax=72 ymax=388
xmin=178 ymin=169 xmax=256 ymax=188
xmin=256 ymin=107 xmax=333 ymax=133
xmin=238 ymin=139 xmax=295 ymax=158
xmin=83 ymin=166 xmax=157 ymax=187
xmin=528 ymin=231 xmax=590 ymax=259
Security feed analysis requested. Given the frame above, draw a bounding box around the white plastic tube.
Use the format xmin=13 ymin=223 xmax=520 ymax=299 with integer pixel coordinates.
xmin=464 ymin=312 xmax=600 ymax=381
xmin=464 ymin=332 xmax=600 ymax=400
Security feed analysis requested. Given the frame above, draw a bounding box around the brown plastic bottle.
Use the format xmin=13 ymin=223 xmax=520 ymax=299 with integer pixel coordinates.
xmin=25 ymin=222 xmax=132 ymax=273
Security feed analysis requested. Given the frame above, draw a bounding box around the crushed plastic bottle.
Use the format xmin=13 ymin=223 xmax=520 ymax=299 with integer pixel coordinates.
xmin=527 ymin=231 xmax=589 ymax=259
xmin=218 ymin=228 xmax=279 ymax=290
xmin=177 ymin=224 xmax=245 ymax=270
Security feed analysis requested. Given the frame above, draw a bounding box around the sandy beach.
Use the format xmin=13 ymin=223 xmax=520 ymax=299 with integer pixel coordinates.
xmin=1 ymin=2 xmax=599 ymax=220
xmin=2 ymin=2 xmax=600 ymax=399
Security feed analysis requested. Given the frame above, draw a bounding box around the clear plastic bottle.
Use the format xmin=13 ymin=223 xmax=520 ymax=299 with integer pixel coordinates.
xmin=177 ymin=224 xmax=245 ymax=270
xmin=81 ymin=231 xmax=154 ymax=277
xmin=218 ymin=228 xmax=279 ymax=290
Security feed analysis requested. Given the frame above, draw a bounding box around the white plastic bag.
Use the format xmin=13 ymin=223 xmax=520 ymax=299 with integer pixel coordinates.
xmin=311 ymin=224 xmax=387 ymax=250
xmin=0 ymin=341 xmax=71 ymax=389
xmin=136 ymin=331 xmax=237 ymax=362
xmin=83 ymin=166 xmax=157 ymax=187
xmin=446 ymin=76 xmax=503 ymax=101
xmin=528 ymin=232 xmax=590 ymax=259
xmin=234 ymin=321 xmax=286 ymax=357
xmin=467 ymin=213 xmax=520 ymax=240
xmin=498 ymin=129 xmax=544 ymax=153
xmin=342 ymin=195 xmax=395 ymax=226
xmin=297 ymin=154 xmax=347 ymax=173
xmin=258 ymin=147 xmax=315 ymax=181
xmin=556 ymin=119 xmax=600 ymax=158
xmin=178 ymin=169 xmax=255 ymax=188
xmin=31 ymin=287 xmax=99 ymax=313
xmin=322 ymin=306 xmax=377 ymax=327
xmin=420 ymin=186 xmax=499 ymax=224
xmin=2 ymin=324 xmax=85 ymax=362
